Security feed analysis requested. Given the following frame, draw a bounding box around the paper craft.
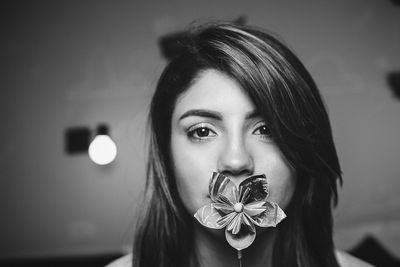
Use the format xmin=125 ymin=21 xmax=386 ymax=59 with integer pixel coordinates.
xmin=194 ymin=172 xmax=286 ymax=265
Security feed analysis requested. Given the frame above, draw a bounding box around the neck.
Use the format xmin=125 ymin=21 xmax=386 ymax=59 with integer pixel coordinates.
xmin=193 ymin=225 xmax=276 ymax=267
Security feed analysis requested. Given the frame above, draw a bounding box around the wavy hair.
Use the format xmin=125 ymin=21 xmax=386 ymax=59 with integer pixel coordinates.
xmin=133 ymin=21 xmax=342 ymax=267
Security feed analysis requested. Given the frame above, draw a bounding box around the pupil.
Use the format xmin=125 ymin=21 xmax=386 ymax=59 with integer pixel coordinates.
xmin=260 ymin=126 xmax=269 ymax=135
xmin=197 ymin=128 xmax=209 ymax=137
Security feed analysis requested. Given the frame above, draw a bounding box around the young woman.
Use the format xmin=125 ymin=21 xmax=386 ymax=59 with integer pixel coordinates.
xmin=107 ymin=22 xmax=372 ymax=267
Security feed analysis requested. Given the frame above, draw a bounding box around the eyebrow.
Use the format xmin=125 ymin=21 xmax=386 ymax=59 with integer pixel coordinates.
xmin=179 ymin=109 xmax=222 ymax=121
xmin=178 ymin=109 xmax=261 ymax=121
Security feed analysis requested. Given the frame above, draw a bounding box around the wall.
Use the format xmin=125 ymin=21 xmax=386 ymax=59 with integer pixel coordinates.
xmin=1 ymin=0 xmax=399 ymax=258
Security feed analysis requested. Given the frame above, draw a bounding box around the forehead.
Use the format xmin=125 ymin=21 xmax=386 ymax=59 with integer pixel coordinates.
xmin=173 ymin=69 xmax=255 ymax=117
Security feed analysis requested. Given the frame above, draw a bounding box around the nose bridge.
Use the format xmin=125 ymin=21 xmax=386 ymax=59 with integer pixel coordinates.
xmin=217 ymin=130 xmax=254 ymax=177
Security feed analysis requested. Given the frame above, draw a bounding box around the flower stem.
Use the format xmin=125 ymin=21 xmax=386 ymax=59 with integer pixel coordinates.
xmin=237 ymin=250 xmax=243 ymax=267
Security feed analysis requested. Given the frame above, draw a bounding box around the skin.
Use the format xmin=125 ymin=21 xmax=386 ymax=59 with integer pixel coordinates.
xmin=107 ymin=71 xmax=370 ymax=267
xmin=170 ymin=69 xmax=296 ymax=266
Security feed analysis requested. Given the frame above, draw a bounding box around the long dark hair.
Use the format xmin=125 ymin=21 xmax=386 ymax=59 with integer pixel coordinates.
xmin=133 ymin=21 xmax=342 ymax=267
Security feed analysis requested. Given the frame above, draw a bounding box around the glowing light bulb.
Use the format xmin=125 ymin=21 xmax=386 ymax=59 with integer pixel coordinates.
xmin=88 ymin=135 xmax=117 ymax=165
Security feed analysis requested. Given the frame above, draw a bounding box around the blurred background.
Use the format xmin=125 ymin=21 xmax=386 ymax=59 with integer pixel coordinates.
xmin=1 ymin=0 xmax=399 ymax=266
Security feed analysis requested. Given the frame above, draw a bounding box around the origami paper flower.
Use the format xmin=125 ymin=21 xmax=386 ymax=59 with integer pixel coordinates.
xmin=194 ymin=172 xmax=286 ymax=250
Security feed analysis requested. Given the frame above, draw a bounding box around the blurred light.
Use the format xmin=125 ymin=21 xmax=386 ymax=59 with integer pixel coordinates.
xmin=88 ymin=135 xmax=117 ymax=165
xmin=88 ymin=124 xmax=117 ymax=165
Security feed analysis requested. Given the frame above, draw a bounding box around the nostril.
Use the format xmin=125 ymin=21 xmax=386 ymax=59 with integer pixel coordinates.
xmin=217 ymin=140 xmax=255 ymax=177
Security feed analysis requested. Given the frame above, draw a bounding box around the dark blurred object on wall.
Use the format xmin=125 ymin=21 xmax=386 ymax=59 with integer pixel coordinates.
xmin=158 ymin=30 xmax=189 ymax=60
xmin=387 ymin=71 xmax=400 ymax=100
xmin=349 ymin=235 xmax=400 ymax=267
xmin=159 ymin=16 xmax=247 ymax=61
xmin=65 ymin=127 xmax=91 ymax=154
xmin=390 ymin=0 xmax=400 ymax=6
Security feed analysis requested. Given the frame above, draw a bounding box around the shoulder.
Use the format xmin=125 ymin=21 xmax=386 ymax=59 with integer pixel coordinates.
xmin=106 ymin=251 xmax=373 ymax=267
xmin=335 ymin=250 xmax=374 ymax=267
xmin=104 ymin=254 xmax=132 ymax=267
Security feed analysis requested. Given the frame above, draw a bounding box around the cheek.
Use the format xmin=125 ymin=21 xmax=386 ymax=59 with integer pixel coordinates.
xmin=175 ymin=171 xmax=209 ymax=214
xmin=254 ymin=146 xmax=296 ymax=209
xmin=268 ymin=169 xmax=296 ymax=209
xmin=171 ymin=139 xmax=217 ymax=214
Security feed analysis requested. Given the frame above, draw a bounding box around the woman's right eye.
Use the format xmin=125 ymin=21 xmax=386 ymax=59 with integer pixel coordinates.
xmin=187 ymin=126 xmax=217 ymax=141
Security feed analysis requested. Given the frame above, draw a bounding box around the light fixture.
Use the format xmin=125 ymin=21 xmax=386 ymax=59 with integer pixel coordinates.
xmin=88 ymin=124 xmax=117 ymax=165
xmin=65 ymin=127 xmax=90 ymax=154
xmin=387 ymin=71 xmax=400 ymax=100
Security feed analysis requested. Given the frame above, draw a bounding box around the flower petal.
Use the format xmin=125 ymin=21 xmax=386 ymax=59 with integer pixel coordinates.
xmin=251 ymin=201 xmax=286 ymax=227
xmin=242 ymin=213 xmax=256 ymax=233
xmin=215 ymin=194 xmax=235 ymax=207
xmin=194 ymin=204 xmax=224 ymax=229
xmin=225 ymin=227 xmax=256 ymax=251
xmin=217 ymin=212 xmax=237 ymax=228
xmin=227 ymin=213 xmax=244 ymax=234
xmin=213 ymin=202 xmax=234 ymax=215
xmin=244 ymin=200 xmax=267 ymax=217
xmin=239 ymin=187 xmax=251 ymax=203
xmin=238 ymin=174 xmax=269 ymax=204
xmin=209 ymin=172 xmax=237 ymax=204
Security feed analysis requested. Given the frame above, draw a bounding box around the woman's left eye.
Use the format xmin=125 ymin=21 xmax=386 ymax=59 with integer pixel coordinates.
xmin=253 ymin=124 xmax=271 ymax=138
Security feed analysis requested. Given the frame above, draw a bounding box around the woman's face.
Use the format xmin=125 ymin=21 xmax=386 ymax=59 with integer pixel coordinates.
xmin=170 ymin=69 xmax=296 ymax=217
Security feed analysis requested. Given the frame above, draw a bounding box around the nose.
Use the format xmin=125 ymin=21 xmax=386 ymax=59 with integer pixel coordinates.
xmin=217 ymin=135 xmax=254 ymax=180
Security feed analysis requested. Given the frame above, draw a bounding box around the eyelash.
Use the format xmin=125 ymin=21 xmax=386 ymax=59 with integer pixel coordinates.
xmin=187 ymin=124 xmax=217 ymax=141
xmin=187 ymin=123 xmax=271 ymax=142
xmin=252 ymin=123 xmax=272 ymax=139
